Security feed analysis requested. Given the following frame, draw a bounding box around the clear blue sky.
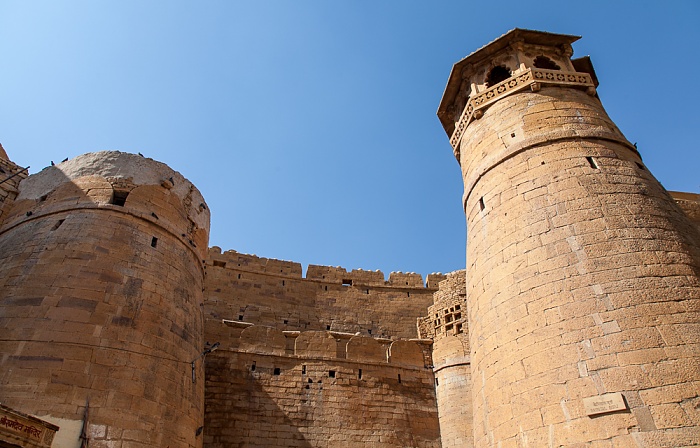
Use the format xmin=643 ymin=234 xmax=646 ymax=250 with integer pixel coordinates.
xmin=1 ymin=1 xmax=698 ymax=279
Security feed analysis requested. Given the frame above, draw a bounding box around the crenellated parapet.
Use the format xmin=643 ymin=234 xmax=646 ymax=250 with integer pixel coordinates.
xmin=207 ymin=246 xmax=446 ymax=288
xmin=207 ymin=247 xmax=303 ymax=277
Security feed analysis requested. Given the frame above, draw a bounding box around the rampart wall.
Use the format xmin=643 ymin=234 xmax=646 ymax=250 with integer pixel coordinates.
xmin=203 ymin=324 xmax=440 ymax=447
xmin=672 ymin=191 xmax=700 ymax=235
xmin=204 ymin=247 xmax=446 ymax=342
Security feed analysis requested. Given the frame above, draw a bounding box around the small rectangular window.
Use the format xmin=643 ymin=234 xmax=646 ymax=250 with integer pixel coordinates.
xmin=479 ymin=197 xmax=485 ymax=211
xmin=251 ymin=361 xmax=256 ymax=372
xmin=112 ymin=191 xmax=129 ymax=206
xmin=151 ymin=237 xmax=158 ymax=248
xmin=273 ymin=367 xmax=281 ymax=375
xmin=301 ymin=365 xmax=306 ymax=374
xmin=329 ymin=370 xmax=335 ymax=378
xmin=358 ymin=369 xmax=362 ymax=379
xmin=342 ymin=279 xmax=352 ymax=286
xmin=213 ymin=260 xmax=226 ymax=268
xmin=398 ymin=374 xmax=401 ymax=384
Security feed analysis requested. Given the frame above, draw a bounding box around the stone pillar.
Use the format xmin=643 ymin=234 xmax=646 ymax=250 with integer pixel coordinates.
xmin=0 ymin=151 xmax=210 ymax=447
xmin=437 ymin=29 xmax=700 ymax=446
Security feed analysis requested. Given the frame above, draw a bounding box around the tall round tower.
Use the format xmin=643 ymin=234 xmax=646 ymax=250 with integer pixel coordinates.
xmin=438 ymin=29 xmax=700 ymax=446
xmin=0 ymin=151 xmax=210 ymax=447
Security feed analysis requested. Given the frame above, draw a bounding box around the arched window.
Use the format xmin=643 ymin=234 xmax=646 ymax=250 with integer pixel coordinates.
xmin=485 ymin=65 xmax=511 ymax=87
xmin=533 ymin=56 xmax=561 ymax=70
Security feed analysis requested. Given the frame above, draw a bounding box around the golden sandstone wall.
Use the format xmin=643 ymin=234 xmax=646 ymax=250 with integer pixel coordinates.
xmin=203 ymin=247 xmax=445 ymax=340
xmin=3 ymin=28 xmax=700 ymax=448
xmin=439 ymin=29 xmax=700 ymax=447
xmin=201 ymin=249 xmax=445 ymax=447
xmin=0 ymin=152 xmax=210 ymax=448
xmin=203 ymin=326 xmax=440 ymax=447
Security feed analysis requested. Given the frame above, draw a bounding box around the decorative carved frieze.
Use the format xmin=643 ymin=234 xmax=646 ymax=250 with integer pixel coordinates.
xmin=449 ymin=68 xmax=595 ymax=157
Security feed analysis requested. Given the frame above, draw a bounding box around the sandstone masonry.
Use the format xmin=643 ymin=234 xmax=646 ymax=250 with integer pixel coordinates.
xmin=1 ymin=28 xmax=699 ymax=448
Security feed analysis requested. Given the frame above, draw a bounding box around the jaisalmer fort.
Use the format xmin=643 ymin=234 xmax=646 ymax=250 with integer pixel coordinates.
xmin=1 ymin=29 xmax=699 ymax=448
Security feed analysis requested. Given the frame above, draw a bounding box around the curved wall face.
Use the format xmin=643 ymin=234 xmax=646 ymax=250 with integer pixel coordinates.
xmin=433 ymin=336 xmax=472 ymax=448
xmin=461 ymin=86 xmax=700 ymax=446
xmin=0 ymin=152 xmax=210 ymax=447
xmin=421 ymin=271 xmax=472 ymax=447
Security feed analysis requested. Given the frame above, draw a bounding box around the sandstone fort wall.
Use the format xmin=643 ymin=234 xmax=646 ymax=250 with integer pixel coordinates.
xmin=2 ymin=28 xmax=700 ymax=448
xmin=204 ymin=247 xmax=445 ymax=341
xmin=203 ymin=325 xmax=439 ymax=447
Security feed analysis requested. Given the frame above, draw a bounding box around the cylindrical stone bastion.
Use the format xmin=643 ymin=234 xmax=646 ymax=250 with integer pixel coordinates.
xmin=0 ymin=151 xmax=210 ymax=447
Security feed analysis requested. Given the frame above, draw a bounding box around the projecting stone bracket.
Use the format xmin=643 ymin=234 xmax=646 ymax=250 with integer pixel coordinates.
xmin=449 ymin=67 xmax=596 ymax=159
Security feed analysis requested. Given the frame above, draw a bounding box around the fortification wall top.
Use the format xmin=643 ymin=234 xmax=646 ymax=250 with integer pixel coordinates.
xmin=4 ymin=151 xmax=210 ymax=259
xmin=671 ymin=191 xmax=700 ymax=223
xmin=207 ymin=246 xmax=447 ymax=289
xmin=208 ymin=247 xmax=303 ymax=277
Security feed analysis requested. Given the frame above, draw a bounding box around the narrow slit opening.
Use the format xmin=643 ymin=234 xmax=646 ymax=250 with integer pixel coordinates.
xmin=586 ymin=156 xmax=599 ymax=169
xmin=479 ymin=197 xmax=485 ymax=211
xmin=51 ymin=219 xmax=65 ymax=231
xmin=151 ymin=237 xmax=158 ymax=248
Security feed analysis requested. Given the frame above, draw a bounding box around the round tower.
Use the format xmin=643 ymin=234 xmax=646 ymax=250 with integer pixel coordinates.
xmin=438 ymin=29 xmax=700 ymax=446
xmin=426 ymin=270 xmax=473 ymax=448
xmin=0 ymin=151 xmax=210 ymax=447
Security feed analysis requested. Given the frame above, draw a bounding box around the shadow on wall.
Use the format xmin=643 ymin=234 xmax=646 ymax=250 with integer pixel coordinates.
xmin=204 ymin=354 xmax=314 ymax=448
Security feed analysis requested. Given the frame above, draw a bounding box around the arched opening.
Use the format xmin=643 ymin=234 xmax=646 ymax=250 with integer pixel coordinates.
xmin=533 ymin=56 xmax=561 ymax=70
xmin=485 ymin=65 xmax=511 ymax=87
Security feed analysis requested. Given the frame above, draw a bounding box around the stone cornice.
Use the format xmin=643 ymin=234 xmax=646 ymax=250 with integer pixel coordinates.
xmin=450 ymin=68 xmax=596 ymax=160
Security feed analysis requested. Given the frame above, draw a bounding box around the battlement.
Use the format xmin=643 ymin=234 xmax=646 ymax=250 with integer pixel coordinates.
xmin=207 ymin=246 xmax=447 ymax=289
